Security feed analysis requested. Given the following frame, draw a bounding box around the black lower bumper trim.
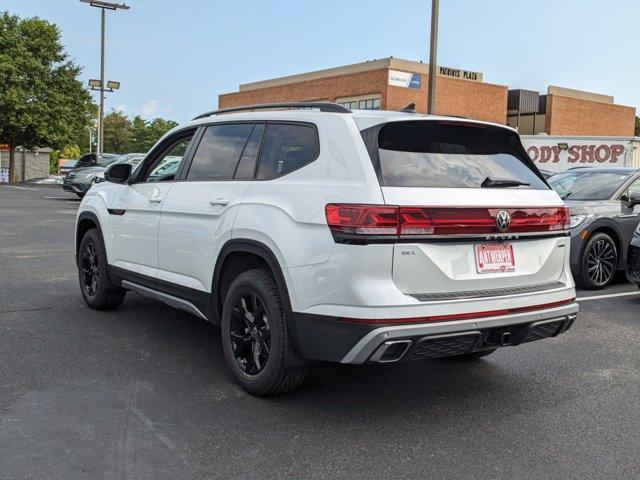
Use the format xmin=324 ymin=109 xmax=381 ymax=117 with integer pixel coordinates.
xmin=292 ymin=312 xmax=379 ymax=363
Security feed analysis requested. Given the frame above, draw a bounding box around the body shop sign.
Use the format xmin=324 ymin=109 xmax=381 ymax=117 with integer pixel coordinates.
xmin=521 ymin=138 xmax=628 ymax=172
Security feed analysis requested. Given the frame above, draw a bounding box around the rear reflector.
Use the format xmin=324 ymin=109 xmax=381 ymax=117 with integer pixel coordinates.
xmin=339 ymin=298 xmax=576 ymax=325
xmin=325 ymin=204 xmax=569 ymax=241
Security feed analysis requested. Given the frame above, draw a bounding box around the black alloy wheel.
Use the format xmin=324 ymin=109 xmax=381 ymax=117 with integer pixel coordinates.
xmin=81 ymin=241 xmax=100 ymax=297
xmin=77 ymin=228 xmax=126 ymax=309
xmin=221 ymin=269 xmax=307 ymax=396
xmin=229 ymin=292 xmax=271 ymax=375
xmin=579 ymin=232 xmax=618 ymax=290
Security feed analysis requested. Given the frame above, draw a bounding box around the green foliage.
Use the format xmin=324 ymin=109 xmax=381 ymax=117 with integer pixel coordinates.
xmin=49 ymin=149 xmax=59 ymax=174
xmin=635 ymin=116 xmax=640 ymax=137
xmin=103 ymin=110 xmax=132 ymax=154
xmin=59 ymin=144 xmax=80 ymax=159
xmin=103 ymin=110 xmax=178 ymax=154
xmin=0 ymin=12 xmax=95 ymax=181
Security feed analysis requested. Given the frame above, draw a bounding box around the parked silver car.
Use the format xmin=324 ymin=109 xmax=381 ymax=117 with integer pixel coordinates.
xmin=548 ymin=167 xmax=640 ymax=289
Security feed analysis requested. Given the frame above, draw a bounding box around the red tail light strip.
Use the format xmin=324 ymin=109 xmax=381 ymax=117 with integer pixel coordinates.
xmin=339 ymin=298 xmax=576 ymax=325
xmin=325 ymin=204 xmax=570 ymax=238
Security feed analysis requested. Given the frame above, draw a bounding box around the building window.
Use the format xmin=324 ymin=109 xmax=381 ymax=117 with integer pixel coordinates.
xmin=336 ymin=95 xmax=381 ymax=110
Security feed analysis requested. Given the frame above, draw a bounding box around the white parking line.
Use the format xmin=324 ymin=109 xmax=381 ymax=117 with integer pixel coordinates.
xmin=578 ymin=291 xmax=640 ymax=302
xmin=5 ymin=185 xmax=31 ymax=190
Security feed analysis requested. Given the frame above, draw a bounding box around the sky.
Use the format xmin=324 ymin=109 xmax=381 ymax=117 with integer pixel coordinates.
xmin=5 ymin=0 xmax=640 ymax=123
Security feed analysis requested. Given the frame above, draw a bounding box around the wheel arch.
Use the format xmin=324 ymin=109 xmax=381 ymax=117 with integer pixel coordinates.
xmin=212 ymin=239 xmax=306 ymax=366
xmin=76 ymin=211 xmax=103 ymax=262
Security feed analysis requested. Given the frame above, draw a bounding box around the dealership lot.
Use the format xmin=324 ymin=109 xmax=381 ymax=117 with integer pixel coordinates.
xmin=1 ymin=185 xmax=639 ymax=479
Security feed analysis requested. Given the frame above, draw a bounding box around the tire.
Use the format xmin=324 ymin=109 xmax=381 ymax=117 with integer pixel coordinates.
xmin=441 ymin=349 xmax=497 ymax=361
xmin=577 ymin=232 xmax=618 ymax=290
xmin=221 ymin=269 xmax=307 ymax=396
xmin=77 ymin=228 xmax=126 ymax=310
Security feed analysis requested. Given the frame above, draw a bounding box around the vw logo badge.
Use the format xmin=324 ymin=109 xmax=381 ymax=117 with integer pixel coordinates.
xmin=495 ymin=210 xmax=511 ymax=231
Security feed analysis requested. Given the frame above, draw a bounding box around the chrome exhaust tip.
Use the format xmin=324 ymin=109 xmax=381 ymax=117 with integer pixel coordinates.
xmin=369 ymin=340 xmax=412 ymax=363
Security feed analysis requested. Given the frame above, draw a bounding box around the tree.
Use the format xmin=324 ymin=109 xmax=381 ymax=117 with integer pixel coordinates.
xmin=102 ymin=110 xmax=131 ymax=154
xmin=0 ymin=12 xmax=94 ymax=182
xmin=147 ymin=117 xmax=178 ymax=148
xmin=104 ymin=114 xmax=178 ymax=153
xmin=59 ymin=144 xmax=80 ymax=160
xmin=635 ymin=116 xmax=640 ymax=137
xmin=130 ymin=115 xmax=152 ymax=152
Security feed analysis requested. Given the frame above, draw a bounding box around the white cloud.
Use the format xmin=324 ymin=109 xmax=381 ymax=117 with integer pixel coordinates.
xmin=138 ymin=99 xmax=173 ymax=118
xmin=114 ymin=104 xmax=127 ymax=113
xmin=140 ymin=99 xmax=159 ymax=116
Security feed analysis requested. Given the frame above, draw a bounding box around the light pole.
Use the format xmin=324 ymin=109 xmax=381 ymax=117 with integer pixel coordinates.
xmin=80 ymin=0 xmax=130 ymax=156
xmin=427 ymin=0 xmax=439 ymax=115
xmin=85 ymin=126 xmax=93 ymax=154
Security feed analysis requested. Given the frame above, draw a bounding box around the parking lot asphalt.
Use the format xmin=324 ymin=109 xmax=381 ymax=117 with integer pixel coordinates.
xmin=1 ymin=185 xmax=639 ymax=480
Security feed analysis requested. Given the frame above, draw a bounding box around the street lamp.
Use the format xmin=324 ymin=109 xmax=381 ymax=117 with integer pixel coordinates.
xmin=80 ymin=0 xmax=130 ymax=156
xmin=427 ymin=0 xmax=439 ymax=115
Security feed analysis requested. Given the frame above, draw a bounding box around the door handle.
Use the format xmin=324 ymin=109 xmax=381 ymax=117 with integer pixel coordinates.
xmin=210 ymin=198 xmax=229 ymax=206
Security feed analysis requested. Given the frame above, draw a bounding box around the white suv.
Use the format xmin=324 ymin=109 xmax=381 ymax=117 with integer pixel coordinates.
xmin=75 ymin=102 xmax=579 ymax=396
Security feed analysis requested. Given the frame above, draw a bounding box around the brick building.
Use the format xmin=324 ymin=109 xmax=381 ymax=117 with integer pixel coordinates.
xmin=219 ymin=57 xmax=636 ymax=137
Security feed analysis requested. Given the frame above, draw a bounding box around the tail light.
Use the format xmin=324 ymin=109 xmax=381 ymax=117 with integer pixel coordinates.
xmin=325 ymin=204 xmax=569 ymax=242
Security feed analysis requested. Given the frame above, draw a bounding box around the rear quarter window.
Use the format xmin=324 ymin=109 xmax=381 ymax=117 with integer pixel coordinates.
xmin=257 ymin=123 xmax=319 ymax=180
xmin=369 ymin=121 xmax=547 ymax=189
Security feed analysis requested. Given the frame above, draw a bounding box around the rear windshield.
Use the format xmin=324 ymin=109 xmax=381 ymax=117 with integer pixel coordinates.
xmin=369 ymin=121 xmax=547 ymax=189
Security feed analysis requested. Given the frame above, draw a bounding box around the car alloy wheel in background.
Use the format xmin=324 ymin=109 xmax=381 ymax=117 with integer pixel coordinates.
xmin=580 ymin=233 xmax=618 ymax=289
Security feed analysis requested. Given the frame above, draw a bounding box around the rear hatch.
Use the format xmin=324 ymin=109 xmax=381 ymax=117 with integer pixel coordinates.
xmin=362 ymin=119 xmax=569 ymax=297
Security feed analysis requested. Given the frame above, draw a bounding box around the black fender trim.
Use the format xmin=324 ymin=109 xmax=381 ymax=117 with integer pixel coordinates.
xmin=76 ymin=211 xmax=102 ymax=262
xmin=212 ymin=239 xmax=309 ymax=367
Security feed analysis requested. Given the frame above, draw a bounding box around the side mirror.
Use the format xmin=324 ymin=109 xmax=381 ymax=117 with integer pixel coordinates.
xmin=628 ymin=192 xmax=640 ymax=208
xmin=105 ymin=163 xmax=132 ymax=184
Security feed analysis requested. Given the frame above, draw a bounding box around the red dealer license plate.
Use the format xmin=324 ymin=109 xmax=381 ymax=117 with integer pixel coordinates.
xmin=475 ymin=243 xmax=516 ymax=274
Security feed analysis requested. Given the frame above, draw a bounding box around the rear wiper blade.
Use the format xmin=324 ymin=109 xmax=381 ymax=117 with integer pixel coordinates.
xmin=481 ymin=177 xmax=530 ymax=188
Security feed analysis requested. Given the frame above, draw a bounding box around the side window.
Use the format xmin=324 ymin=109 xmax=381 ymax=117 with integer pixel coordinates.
xmin=187 ymin=124 xmax=253 ymax=181
xmin=257 ymin=124 xmax=320 ymax=180
xmin=140 ymin=133 xmax=194 ymax=183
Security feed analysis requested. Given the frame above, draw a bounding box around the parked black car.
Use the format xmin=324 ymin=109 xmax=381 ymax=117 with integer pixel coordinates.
xmin=548 ymin=167 xmax=640 ymax=289
xmin=74 ymin=152 xmax=120 ymax=169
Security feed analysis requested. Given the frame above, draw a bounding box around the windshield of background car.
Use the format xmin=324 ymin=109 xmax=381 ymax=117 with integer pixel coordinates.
xmin=98 ymin=155 xmax=126 ymax=167
xmin=148 ymin=156 xmax=181 ymax=180
xmin=373 ymin=121 xmax=547 ymax=189
xmin=548 ymin=171 xmax=632 ymax=200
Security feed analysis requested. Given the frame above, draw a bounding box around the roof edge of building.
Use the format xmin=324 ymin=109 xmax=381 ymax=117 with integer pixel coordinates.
xmin=239 ymin=58 xmax=394 ymax=92
xmin=547 ymin=85 xmax=614 ymax=104
xmin=236 ymin=57 xmax=490 ymax=93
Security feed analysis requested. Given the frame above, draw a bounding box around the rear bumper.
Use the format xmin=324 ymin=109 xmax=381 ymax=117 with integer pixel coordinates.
xmin=292 ymin=301 xmax=579 ymax=364
xmin=626 ymin=236 xmax=640 ymax=284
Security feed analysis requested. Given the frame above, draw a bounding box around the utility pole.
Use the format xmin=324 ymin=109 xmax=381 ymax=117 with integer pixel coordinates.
xmin=80 ymin=1 xmax=129 ymax=156
xmin=427 ymin=0 xmax=439 ymax=115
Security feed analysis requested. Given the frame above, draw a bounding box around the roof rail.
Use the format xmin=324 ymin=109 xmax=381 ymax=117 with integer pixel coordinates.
xmin=192 ymin=102 xmax=351 ymax=120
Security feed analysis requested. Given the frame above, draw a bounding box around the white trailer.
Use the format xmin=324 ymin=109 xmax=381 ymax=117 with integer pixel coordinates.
xmin=520 ymin=135 xmax=640 ymax=174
